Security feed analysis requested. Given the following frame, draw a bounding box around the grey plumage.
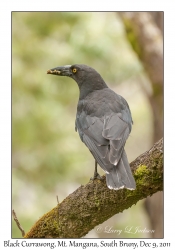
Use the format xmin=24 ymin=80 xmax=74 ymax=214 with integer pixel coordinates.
xmin=47 ymin=64 xmax=136 ymax=190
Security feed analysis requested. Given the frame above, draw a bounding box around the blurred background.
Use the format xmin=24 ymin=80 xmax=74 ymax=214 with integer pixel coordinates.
xmin=12 ymin=12 xmax=163 ymax=238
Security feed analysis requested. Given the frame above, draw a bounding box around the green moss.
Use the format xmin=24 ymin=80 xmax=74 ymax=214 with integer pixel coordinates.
xmin=134 ymin=162 xmax=163 ymax=189
xmin=134 ymin=165 xmax=150 ymax=186
xmin=24 ymin=206 xmax=60 ymax=238
xmin=135 ymin=165 xmax=149 ymax=176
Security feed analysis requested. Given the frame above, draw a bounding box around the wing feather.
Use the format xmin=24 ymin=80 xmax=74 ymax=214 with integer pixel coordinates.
xmin=102 ymin=114 xmax=130 ymax=165
xmin=83 ymin=134 xmax=110 ymax=173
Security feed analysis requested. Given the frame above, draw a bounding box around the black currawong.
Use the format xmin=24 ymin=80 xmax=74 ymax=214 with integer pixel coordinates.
xmin=47 ymin=64 xmax=136 ymax=190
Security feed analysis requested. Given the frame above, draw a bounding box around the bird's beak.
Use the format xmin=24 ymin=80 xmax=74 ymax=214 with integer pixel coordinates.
xmin=47 ymin=65 xmax=72 ymax=76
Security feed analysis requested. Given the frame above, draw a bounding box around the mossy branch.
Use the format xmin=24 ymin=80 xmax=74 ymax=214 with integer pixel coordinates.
xmin=24 ymin=138 xmax=163 ymax=238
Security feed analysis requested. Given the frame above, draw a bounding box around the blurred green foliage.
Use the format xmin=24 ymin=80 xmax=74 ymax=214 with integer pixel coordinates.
xmin=12 ymin=12 xmax=153 ymax=238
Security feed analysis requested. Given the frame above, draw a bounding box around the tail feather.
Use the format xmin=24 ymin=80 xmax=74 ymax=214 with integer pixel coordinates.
xmin=106 ymin=150 xmax=136 ymax=190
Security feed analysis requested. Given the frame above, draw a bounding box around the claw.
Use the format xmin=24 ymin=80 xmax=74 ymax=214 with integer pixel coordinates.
xmin=90 ymin=172 xmax=102 ymax=181
xmin=90 ymin=161 xmax=102 ymax=181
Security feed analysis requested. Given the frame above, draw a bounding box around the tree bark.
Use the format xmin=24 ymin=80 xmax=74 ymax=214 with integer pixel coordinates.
xmin=23 ymin=138 xmax=163 ymax=238
xmin=150 ymin=12 xmax=163 ymax=33
xmin=119 ymin=12 xmax=163 ymax=142
xmin=119 ymin=12 xmax=163 ymax=238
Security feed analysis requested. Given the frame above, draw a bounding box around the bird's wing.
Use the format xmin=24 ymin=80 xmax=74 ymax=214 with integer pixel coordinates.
xmin=83 ymin=133 xmax=110 ymax=173
xmin=76 ymin=112 xmax=112 ymax=173
xmin=76 ymin=89 xmax=132 ymax=172
xmin=76 ymin=110 xmax=130 ymax=173
xmin=102 ymin=113 xmax=130 ymax=166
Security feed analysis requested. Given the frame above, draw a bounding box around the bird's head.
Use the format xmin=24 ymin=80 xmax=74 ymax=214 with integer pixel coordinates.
xmin=47 ymin=64 xmax=108 ymax=98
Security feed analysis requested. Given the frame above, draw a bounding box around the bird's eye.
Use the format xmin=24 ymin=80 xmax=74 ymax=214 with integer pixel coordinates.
xmin=72 ymin=68 xmax=77 ymax=73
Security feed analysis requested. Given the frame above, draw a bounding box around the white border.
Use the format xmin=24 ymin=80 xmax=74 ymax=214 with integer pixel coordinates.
xmin=0 ymin=1 xmax=175 ymax=248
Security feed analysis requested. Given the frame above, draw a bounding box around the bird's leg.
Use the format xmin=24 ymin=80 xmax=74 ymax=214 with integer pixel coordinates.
xmin=90 ymin=161 xmax=102 ymax=180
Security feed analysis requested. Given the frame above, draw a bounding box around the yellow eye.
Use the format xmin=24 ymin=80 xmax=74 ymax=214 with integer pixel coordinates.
xmin=72 ymin=68 xmax=77 ymax=73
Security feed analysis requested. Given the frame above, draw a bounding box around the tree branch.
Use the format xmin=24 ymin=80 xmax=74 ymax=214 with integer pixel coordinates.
xmin=24 ymin=138 xmax=163 ymax=238
xmin=12 ymin=209 xmax=25 ymax=237
xmin=119 ymin=12 xmax=163 ymax=87
xmin=119 ymin=12 xmax=163 ymax=143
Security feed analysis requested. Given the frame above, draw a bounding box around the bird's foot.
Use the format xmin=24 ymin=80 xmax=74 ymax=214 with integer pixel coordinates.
xmin=90 ymin=172 xmax=102 ymax=181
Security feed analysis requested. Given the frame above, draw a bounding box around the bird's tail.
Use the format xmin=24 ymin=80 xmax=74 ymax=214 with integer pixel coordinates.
xmin=106 ymin=150 xmax=136 ymax=190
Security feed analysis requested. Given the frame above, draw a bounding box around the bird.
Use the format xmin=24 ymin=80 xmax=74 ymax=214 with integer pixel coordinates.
xmin=47 ymin=64 xmax=136 ymax=190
